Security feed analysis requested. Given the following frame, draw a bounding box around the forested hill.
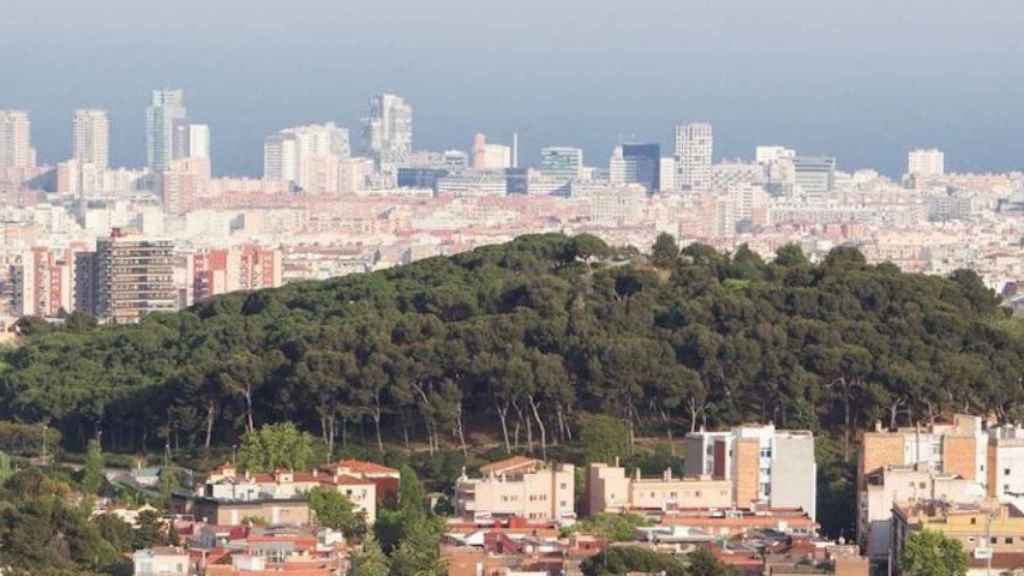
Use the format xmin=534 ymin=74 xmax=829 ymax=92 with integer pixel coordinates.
xmin=0 ymin=233 xmax=1020 ymax=457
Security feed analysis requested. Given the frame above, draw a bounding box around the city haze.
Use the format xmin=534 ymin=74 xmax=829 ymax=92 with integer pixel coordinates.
xmin=2 ymin=0 xmax=1024 ymax=176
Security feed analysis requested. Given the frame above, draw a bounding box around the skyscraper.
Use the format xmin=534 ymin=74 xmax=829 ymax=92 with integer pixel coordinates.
xmin=263 ymin=123 xmax=350 ymax=192
xmin=72 ymin=109 xmax=109 ymax=169
xmin=363 ymin=93 xmax=412 ymax=181
xmin=0 ymin=110 xmax=35 ymax=168
xmin=622 ymin=143 xmax=660 ymax=192
xmin=146 ymin=89 xmax=187 ymax=171
xmin=793 ymin=156 xmax=837 ymax=198
xmin=676 ymin=123 xmax=713 ymax=190
xmin=908 ymin=148 xmax=944 ymax=178
xmin=540 ymin=147 xmax=584 ymax=180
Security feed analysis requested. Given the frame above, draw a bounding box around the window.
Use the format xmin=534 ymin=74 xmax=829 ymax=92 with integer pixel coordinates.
xmin=696 ymin=491 xmax=702 ymax=497
xmin=971 ymin=518 xmax=977 ymax=525
xmin=670 ymin=492 xmax=677 ymax=498
xmin=919 ymin=482 xmax=926 ymax=489
xmin=992 ymin=537 xmax=998 ymax=544
xmin=1006 ymin=469 xmax=1012 ymax=476
xmin=1007 ymin=538 xmax=1014 ymax=545
xmin=560 ymin=483 xmax=568 ymax=490
xmin=1006 ymin=485 xmax=1011 ymax=492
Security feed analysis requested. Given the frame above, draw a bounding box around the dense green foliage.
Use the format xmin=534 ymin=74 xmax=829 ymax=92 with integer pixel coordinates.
xmin=581 ymin=546 xmax=735 ymax=576
xmin=899 ymin=530 xmax=968 ymax=576
xmin=4 ymin=233 xmax=1015 ymax=458
xmin=308 ymin=486 xmax=366 ymax=537
xmin=569 ymin=513 xmax=651 ymax=542
xmin=349 ymin=532 xmax=390 ymax=576
xmin=237 ymin=422 xmax=317 ymax=472
xmin=0 ymin=465 xmax=163 ymax=575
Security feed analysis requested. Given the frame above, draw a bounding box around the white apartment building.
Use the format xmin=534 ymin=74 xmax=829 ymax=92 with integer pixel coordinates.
xmin=72 ymin=109 xmax=110 ymax=169
xmin=675 ymin=123 xmax=713 ymax=189
xmin=908 ymin=148 xmax=944 ymax=178
xmin=263 ymin=123 xmax=350 ymax=192
xmin=0 ymin=110 xmax=36 ymax=168
xmin=684 ymin=424 xmax=817 ymax=520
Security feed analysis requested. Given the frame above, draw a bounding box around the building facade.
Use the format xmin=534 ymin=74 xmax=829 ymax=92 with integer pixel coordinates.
xmin=72 ymin=109 xmax=110 ymax=169
xmin=0 ymin=110 xmax=35 ymax=168
xmin=685 ymin=424 xmax=817 ymax=519
xmin=455 ymin=457 xmax=575 ymax=523
xmin=146 ymin=89 xmax=187 ymax=172
xmin=676 ymin=123 xmax=713 ymax=190
xmin=80 ymin=229 xmax=177 ymax=323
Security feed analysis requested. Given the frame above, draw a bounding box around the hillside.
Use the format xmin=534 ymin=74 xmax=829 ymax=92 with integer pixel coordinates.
xmin=0 ymin=233 xmax=1020 ymax=461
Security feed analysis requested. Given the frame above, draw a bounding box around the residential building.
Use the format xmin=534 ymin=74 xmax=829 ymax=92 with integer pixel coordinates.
xmin=891 ymin=501 xmax=1024 ymax=576
xmin=262 ymin=123 xmax=350 ymax=192
xmin=684 ymin=424 xmax=817 ymax=519
xmin=454 ymin=456 xmax=575 ymax=523
xmin=190 ymin=245 xmax=284 ymax=303
xmin=471 ymin=133 xmax=512 ymax=170
xmin=585 ymin=462 xmax=732 ymax=515
xmin=363 ymin=93 xmax=412 ymax=182
xmin=907 ymin=148 xmax=944 ymax=178
xmin=437 ymin=170 xmax=508 ymax=197
xmin=676 ymin=123 xmax=713 ymax=189
xmin=132 ymin=547 xmax=191 ymax=576
xmin=10 ymin=247 xmax=73 ymax=317
xmin=183 ymin=463 xmax=378 ymax=526
xmin=72 ymin=109 xmax=110 ymax=169
xmin=81 ymin=228 xmax=177 ymax=323
xmin=659 ymin=157 xmax=676 ymax=192
xmin=161 ymin=158 xmax=211 ymax=215
xmin=146 ymin=89 xmax=187 ymax=171
xmin=0 ymin=110 xmax=35 ymax=168
xmin=540 ymin=147 xmax=584 ymax=181
xmin=860 ymin=465 xmax=985 ymax=561
xmin=857 ymin=414 xmax=991 ymax=566
xmin=318 ymin=459 xmax=400 ymax=505
xmin=708 ymin=161 xmax=764 ymax=192
xmin=793 ymin=156 xmax=837 ymax=198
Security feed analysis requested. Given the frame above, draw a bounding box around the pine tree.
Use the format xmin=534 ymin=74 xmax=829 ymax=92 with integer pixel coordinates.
xmin=349 ymin=532 xmax=389 ymax=576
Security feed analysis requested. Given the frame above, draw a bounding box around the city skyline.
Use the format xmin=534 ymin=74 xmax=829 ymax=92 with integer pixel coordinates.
xmin=0 ymin=90 xmax=1016 ymax=181
xmin=3 ymin=1 xmax=1024 ymax=178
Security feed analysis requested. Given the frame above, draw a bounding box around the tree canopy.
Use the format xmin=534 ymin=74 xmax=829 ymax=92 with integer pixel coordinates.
xmin=0 ymin=232 xmax=1016 ymax=480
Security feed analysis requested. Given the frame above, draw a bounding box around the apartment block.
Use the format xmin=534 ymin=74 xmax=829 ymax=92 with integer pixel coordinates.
xmin=11 ymin=247 xmax=73 ymax=317
xmin=891 ymin=501 xmax=1024 ymax=576
xmin=585 ymin=462 xmax=731 ymax=515
xmin=859 ymin=465 xmax=984 ymax=561
xmin=190 ymin=245 xmax=283 ymax=303
xmin=684 ymin=424 xmax=817 ymax=520
xmin=454 ymin=456 xmax=575 ymax=523
xmin=851 ymin=414 xmax=1024 ymax=570
xmin=76 ymin=228 xmax=177 ymax=323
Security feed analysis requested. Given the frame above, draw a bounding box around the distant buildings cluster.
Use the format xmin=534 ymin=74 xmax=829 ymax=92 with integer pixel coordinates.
xmin=1 ymin=91 xmax=1023 ymax=327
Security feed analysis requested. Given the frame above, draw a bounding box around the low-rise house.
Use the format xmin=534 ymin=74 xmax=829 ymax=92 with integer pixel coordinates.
xmin=455 ymin=457 xmax=575 ymax=523
xmin=586 ymin=462 xmax=732 ymax=515
xmin=320 ymin=459 xmax=400 ymax=504
xmin=175 ymin=464 xmax=377 ymax=526
xmin=133 ymin=547 xmax=192 ymax=576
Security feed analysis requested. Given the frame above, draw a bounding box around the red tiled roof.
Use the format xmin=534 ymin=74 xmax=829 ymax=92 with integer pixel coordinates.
xmin=479 ymin=456 xmax=541 ymax=475
xmin=325 ymin=459 xmax=399 ymax=475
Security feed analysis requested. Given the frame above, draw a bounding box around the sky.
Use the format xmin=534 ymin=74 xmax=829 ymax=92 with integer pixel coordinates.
xmin=2 ymin=0 xmax=1023 ymax=178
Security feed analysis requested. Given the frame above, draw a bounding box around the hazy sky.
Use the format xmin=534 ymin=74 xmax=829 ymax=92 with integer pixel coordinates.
xmin=2 ymin=0 xmax=1023 ymax=177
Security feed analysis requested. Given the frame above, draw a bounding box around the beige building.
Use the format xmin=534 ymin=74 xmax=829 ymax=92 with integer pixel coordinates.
xmin=860 ymin=465 xmax=985 ymax=561
xmin=454 ymin=456 xmax=575 ymax=523
xmin=586 ymin=463 xmax=732 ymax=515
